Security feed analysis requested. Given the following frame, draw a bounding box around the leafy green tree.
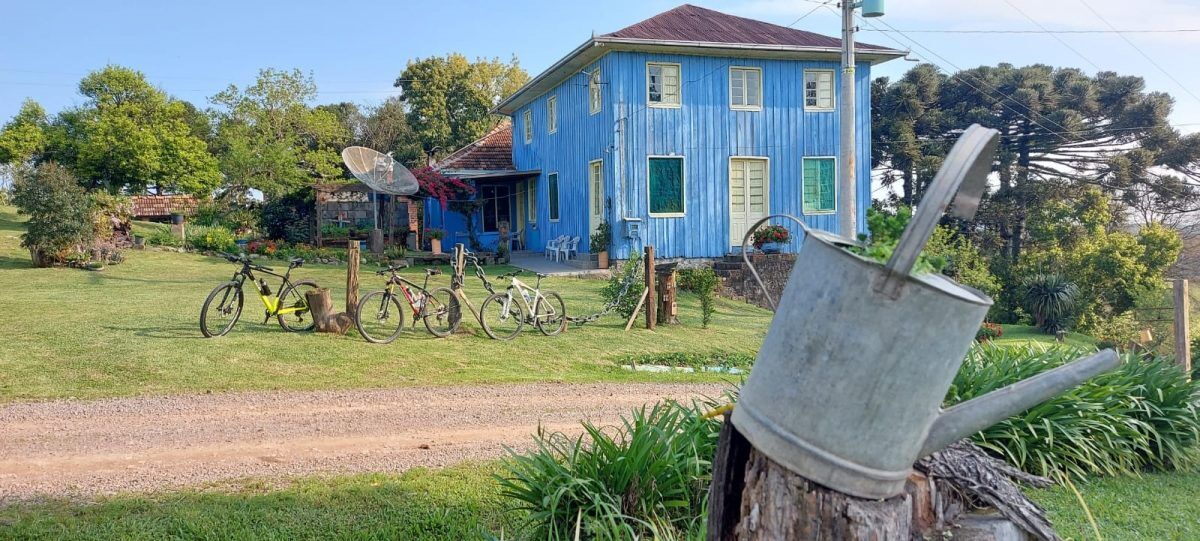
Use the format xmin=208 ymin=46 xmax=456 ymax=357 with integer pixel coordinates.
xmin=360 ymin=98 xmax=424 ymax=167
xmin=0 ymin=99 xmax=49 ymax=166
xmin=11 ymin=162 xmax=94 ymax=266
xmin=44 ymin=66 xmax=220 ymax=196
xmin=394 ymin=54 xmax=528 ymax=157
xmin=210 ymin=68 xmax=347 ymax=199
xmin=874 ymin=63 xmax=1200 ymax=263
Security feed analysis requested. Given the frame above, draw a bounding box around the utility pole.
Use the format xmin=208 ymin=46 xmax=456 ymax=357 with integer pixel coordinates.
xmin=838 ymin=0 xmax=884 ymax=240
xmin=838 ymin=0 xmax=858 ymax=240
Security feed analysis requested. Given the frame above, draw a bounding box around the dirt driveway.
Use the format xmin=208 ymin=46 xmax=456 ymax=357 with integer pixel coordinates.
xmin=0 ymin=383 xmax=723 ymax=503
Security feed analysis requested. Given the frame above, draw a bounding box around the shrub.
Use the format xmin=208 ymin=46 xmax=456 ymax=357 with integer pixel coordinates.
xmin=751 ymin=224 xmax=789 ymax=249
xmin=187 ymin=225 xmax=237 ymax=253
xmin=975 ymin=322 xmax=1003 ymax=342
xmin=146 ymin=227 xmax=183 ymax=247
xmin=11 ymin=162 xmax=95 ymax=266
xmin=589 ymin=221 xmax=612 ymax=253
xmin=1085 ymin=312 xmax=1143 ymax=351
xmin=500 ymin=398 xmax=722 ymax=540
xmin=320 ymin=224 xmax=350 ymax=238
xmin=1021 ymin=273 xmax=1079 ymax=333
xmin=619 ymin=350 xmax=754 ymax=371
xmin=260 ymin=190 xmax=313 ymax=243
xmin=426 ymin=228 xmax=446 ymax=241
xmin=600 ymin=252 xmax=645 ymax=320
xmin=947 ymin=344 xmax=1200 ymax=480
xmin=679 ymin=267 xmax=720 ymax=327
xmin=89 ymin=192 xmax=131 ymax=241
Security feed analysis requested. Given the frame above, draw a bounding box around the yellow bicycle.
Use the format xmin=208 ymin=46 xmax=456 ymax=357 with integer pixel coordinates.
xmin=200 ymin=253 xmax=319 ymax=337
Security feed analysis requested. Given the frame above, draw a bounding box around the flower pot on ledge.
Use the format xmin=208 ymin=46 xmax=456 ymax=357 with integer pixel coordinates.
xmin=759 ymin=242 xmax=782 ymax=254
xmin=597 ymin=250 xmax=609 ymax=269
xmin=430 ymin=238 xmax=443 ymax=255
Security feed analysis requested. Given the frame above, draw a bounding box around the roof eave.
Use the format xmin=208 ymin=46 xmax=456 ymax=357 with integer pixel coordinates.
xmin=493 ymin=37 xmax=906 ymax=115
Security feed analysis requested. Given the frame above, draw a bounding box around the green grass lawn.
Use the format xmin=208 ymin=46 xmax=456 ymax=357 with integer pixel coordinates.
xmin=3 ymin=462 xmax=1195 ymax=540
xmin=0 ymin=205 xmax=772 ymax=402
xmin=995 ymin=324 xmax=1098 ymax=349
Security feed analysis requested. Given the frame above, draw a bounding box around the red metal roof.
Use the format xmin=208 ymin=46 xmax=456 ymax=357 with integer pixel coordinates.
xmin=602 ymin=4 xmax=894 ymax=51
xmin=436 ymin=120 xmax=514 ymax=173
xmin=130 ymin=195 xmax=198 ymax=218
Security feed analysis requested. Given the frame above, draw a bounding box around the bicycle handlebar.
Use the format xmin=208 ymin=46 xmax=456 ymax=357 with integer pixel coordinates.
xmin=219 ymin=252 xmax=273 ymax=272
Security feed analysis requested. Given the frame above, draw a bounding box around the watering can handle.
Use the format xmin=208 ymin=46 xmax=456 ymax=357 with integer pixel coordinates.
xmin=741 ymin=214 xmax=811 ymax=311
xmin=877 ymin=125 xmax=1001 ymax=298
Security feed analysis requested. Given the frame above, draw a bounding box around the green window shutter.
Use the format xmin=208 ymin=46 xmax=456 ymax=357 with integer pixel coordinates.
xmin=803 ymin=158 xmax=835 ymax=213
xmin=648 ymin=157 xmax=684 ymax=215
xmin=548 ymin=173 xmax=560 ymax=221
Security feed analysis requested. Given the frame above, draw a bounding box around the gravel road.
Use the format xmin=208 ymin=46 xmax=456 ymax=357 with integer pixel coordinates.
xmin=0 ymin=383 xmax=724 ymax=503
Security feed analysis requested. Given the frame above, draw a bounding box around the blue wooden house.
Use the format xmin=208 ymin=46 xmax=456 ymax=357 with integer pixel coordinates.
xmin=429 ymin=4 xmax=904 ymax=259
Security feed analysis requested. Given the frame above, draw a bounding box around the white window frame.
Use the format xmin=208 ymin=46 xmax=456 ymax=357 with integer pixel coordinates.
xmin=522 ymin=110 xmax=533 ymax=143
xmin=729 ymin=66 xmax=763 ymax=111
xmin=547 ymin=95 xmax=558 ymax=134
xmin=646 ymin=155 xmax=686 ymax=218
xmin=728 ymin=155 xmax=771 ymax=213
xmin=801 ymin=156 xmax=838 ymax=215
xmin=547 ymin=172 xmax=561 ymax=222
xmin=589 ymin=159 xmax=604 ymax=217
xmin=804 ymin=69 xmax=836 ymax=112
xmin=646 ymin=62 xmax=682 ymax=109
xmin=589 ymin=67 xmax=602 ymax=115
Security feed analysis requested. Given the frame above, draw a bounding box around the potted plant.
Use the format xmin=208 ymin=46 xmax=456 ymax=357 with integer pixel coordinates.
xmin=590 ymin=221 xmax=612 ymax=269
xmin=752 ymin=224 xmax=790 ymax=254
xmin=384 ymin=244 xmax=407 ymax=266
xmin=427 ymin=228 xmax=446 ymax=254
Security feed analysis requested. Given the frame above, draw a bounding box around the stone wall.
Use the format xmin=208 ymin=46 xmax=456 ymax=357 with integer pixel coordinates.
xmin=713 ymin=253 xmax=797 ymax=311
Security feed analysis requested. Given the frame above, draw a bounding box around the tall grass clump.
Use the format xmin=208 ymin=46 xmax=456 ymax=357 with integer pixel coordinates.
xmin=499 ymin=398 xmax=723 ymax=540
xmin=948 ymin=344 xmax=1200 ymax=480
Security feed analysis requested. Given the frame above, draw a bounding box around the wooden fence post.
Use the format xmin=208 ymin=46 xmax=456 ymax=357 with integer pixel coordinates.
xmin=644 ymin=245 xmax=656 ymax=330
xmin=346 ymin=241 xmax=360 ymax=313
xmin=1175 ymin=278 xmax=1191 ymax=375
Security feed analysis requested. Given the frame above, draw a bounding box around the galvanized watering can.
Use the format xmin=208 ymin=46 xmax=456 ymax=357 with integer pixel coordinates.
xmin=730 ymin=125 xmax=1120 ymax=500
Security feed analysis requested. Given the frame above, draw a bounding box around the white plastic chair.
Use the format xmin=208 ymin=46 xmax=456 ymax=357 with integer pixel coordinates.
xmin=558 ymin=236 xmax=580 ymax=261
xmin=545 ymin=236 xmax=563 ymax=260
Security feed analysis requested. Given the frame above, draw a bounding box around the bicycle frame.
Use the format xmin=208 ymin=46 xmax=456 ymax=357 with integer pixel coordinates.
xmin=229 ymin=263 xmax=305 ymax=316
xmin=380 ymin=272 xmax=436 ymax=323
xmin=500 ymin=275 xmax=549 ymax=322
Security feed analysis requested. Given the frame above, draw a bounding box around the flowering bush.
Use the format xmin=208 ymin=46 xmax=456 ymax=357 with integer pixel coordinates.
xmin=751 ymin=224 xmax=790 ymax=249
xmin=247 ymin=239 xmax=280 ymax=256
xmin=975 ymin=322 xmax=1003 ymax=342
xmin=187 ymin=225 xmax=237 ymax=253
xmin=413 ymin=166 xmax=475 ymax=209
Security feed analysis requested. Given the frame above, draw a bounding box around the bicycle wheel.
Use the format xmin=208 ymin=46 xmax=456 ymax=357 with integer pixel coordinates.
xmin=479 ymin=292 xmax=524 ymax=341
xmin=356 ymin=291 xmax=405 ymax=344
xmin=534 ymin=290 xmax=567 ymax=336
xmin=421 ymin=287 xmax=460 ymax=337
xmin=276 ymin=279 xmax=319 ymax=332
xmin=200 ymin=282 xmax=244 ymax=338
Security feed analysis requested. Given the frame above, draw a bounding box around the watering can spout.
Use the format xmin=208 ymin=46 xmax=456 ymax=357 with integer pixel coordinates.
xmin=919 ymin=349 xmax=1121 ymax=458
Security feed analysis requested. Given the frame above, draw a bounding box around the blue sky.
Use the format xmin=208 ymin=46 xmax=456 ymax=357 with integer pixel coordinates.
xmin=3 ymin=0 xmax=1200 ymax=132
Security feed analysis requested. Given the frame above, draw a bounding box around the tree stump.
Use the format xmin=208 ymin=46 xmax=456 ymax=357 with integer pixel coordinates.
xmin=305 ymin=288 xmax=354 ymax=335
xmin=709 ymin=416 xmax=912 ymax=541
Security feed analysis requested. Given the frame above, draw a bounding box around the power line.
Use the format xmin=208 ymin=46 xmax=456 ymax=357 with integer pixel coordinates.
xmin=999 ymin=0 xmax=1102 ymax=71
xmin=861 ymin=28 xmax=1200 ymax=34
xmin=1078 ymin=0 xmax=1200 ymax=106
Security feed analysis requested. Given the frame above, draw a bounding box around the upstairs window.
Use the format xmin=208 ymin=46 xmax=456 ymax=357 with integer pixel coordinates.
xmin=730 ymin=67 xmax=762 ymax=110
xmin=648 ymin=156 xmax=685 ymax=216
xmin=548 ymin=172 xmax=560 ymax=221
xmin=547 ymin=96 xmax=558 ymax=134
xmin=647 ymin=62 xmax=681 ymax=107
xmin=523 ymin=110 xmax=533 ymax=143
xmin=589 ymin=68 xmax=602 ymax=115
xmin=804 ymin=70 xmax=835 ymax=111
xmin=802 ymin=157 xmax=837 ymax=214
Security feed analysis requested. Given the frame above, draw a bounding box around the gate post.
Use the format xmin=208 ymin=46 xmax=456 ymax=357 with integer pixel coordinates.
xmin=1174 ymin=279 xmax=1191 ymax=376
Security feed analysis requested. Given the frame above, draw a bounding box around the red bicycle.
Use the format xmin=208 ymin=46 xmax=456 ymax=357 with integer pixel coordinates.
xmin=354 ymin=264 xmax=458 ymax=343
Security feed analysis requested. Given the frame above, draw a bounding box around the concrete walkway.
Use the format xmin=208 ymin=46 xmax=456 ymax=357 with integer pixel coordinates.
xmin=509 ymin=251 xmax=610 ymax=277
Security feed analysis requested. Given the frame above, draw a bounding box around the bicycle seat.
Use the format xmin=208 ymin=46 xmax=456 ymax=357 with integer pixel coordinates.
xmin=425 ymin=268 xmax=442 ymax=276
xmin=289 ymin=257 xmax=304 ymax=268
xmin=535 ymin=272 xmax=549 ymax=279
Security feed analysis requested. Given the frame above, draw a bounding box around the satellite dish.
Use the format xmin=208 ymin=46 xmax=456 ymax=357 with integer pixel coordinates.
xmin=341 ymin=146 xmax=419 ymax=196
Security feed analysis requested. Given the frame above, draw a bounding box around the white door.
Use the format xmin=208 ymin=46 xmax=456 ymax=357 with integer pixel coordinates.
xmin=589 ymin=160 xmax=605 ymax=235
xmin=729 ymin=158 xmax=768 ymax=248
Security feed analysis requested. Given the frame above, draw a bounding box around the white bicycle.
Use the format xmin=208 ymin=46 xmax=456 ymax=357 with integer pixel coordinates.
xmin=478 ymin=270 xmax=566 ymax=340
